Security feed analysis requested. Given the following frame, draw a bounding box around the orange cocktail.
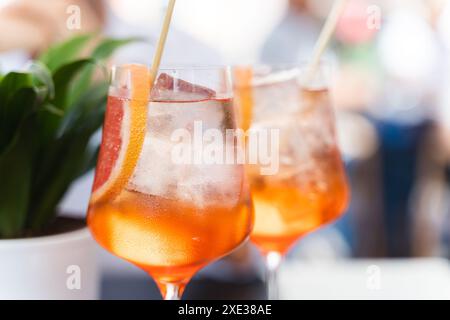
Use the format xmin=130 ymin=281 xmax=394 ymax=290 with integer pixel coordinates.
xmin=234 ymin=66 xmax=349 ymax=299
xmin=88 ymin=65 xmax=253 ymax=299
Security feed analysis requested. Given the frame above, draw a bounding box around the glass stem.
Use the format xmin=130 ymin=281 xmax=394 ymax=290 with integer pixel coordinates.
xmin=265 ymin=251 xmax=282 ymax=300
xmin=163 ymin=283 xmax=182 ymax=300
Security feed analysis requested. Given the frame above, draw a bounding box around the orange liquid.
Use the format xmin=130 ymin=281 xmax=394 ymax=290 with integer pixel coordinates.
xmin=233 ymin=85 xmax=350 ymax=255
xmin=89 ymin=91 xmax=253 ymax=293
xmin=88 ymin=189 xmax=252 ymax=286
xmin=249 ymin=148 xmax=349 ymax=255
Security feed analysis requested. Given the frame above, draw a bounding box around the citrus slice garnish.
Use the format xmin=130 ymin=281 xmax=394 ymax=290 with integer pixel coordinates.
xmin=233 ymin=66 xmax=254 ymax=131
xmin=90 ymin=64 xmax=150 ymax=204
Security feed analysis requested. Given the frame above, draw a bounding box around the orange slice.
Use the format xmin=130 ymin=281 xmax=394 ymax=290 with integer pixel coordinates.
xmin=233 ymin=66 xmax=254 ymax=131
xmin=90 ymin=64 xmax=150 ymax=204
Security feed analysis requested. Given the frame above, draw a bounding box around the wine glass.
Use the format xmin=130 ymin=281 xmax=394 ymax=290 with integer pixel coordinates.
xmin=233 ymin=64 xmax=349 ymax=299
xmin=88 ymin=64 xmax=253 ymax=300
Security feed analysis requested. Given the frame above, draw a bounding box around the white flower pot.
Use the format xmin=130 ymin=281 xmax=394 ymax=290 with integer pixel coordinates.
xmin=0 ymin=227 xmax=99 ymax=300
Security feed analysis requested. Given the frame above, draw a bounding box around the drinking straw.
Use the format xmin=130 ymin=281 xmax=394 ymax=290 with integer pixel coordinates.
xmin=304 ymin=0 xmax=348 ymax=85
xmin=149 ymin=0 xmax=177 ymax=85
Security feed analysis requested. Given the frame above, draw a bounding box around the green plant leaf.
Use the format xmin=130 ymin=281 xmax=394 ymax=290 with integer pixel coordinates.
xmin=38 ymin=33 xmax=94 ymax=72
xmin=35 ymin=103 xmax=63 ymax=145
xmin=27 ymin=61 xmax=55 ymax=100
xmin=58 ymin=82 xmax=108 ymax=136
xmin=0 ymin=35 xmax=137 ymax=237
xmin=0 ymin=87 xmax=37 ymax=155
xmin=93 ymin=37 xmax=141 ymax=60
xmin=0 ymin=119 xmax=34 ymax=238
xmin=42 ymin=103 xmax=64 ymax=116
xmin=52 ymin=59 xmax=95 ymax=111
xmin=29 ymin=85 xmax=107 ymax=231
xmin=0 ymin=72 xmax=33 ymax=103
xmin=69 ymin=37 xmax=139 ymax=105
xmin=34 ymin=59 xmax=94 ymax=143
xmin=28 ymin=130 xmax=94 ymax=230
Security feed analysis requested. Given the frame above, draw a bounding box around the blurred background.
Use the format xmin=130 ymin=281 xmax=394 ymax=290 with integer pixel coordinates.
xmin=0 ymin=0 xmax=449 ymax=299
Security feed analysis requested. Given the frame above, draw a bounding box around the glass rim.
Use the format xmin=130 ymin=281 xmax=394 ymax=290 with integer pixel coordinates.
xmin=111 ymin=63 xmax=232 ymax=72
xmin=233 ymin=60 xmax=332 ymax=90
xmin=109 ymin=63 xmax=234 ymax=100
xmin=233 ymin=59 xmax=333 ymax=71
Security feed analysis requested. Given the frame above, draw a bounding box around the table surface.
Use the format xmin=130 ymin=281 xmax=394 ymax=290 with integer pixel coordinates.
xmin=98 ymin=249 xmax=450 ymax=300
xmin=278 ymin=259 xmax=450 ymax=300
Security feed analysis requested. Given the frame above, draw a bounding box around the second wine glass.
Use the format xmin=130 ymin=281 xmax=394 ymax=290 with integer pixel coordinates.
xmin=234 ymin=64 xmax=349 ymax=299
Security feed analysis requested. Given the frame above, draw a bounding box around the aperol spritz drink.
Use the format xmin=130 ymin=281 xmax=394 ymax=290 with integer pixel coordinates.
xmin=88 ymin=65 xmax=253 ymax=299
xmin=234 ymin=65 xmax=349 ymax=299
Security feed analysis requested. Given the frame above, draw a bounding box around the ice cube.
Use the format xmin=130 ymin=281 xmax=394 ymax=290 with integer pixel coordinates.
xmin=128 ymin=75 xmax=241 ymax=208
xmin=176 ymin=163 xmax=243 ymax=208
xmin=251 ymin=70 xmax=300 ymax=121
xmin=249 ymin=115 xmax=309 ymax=167
xmin=150 ymin=100 xmax=225 ymax=134
xmin=148 ymin=73 xmax=225 ymax=135
xmin=129 ymin=138 xmax=243 ymax=208
xmin=128 ymin=135 xmax=179 ymax=200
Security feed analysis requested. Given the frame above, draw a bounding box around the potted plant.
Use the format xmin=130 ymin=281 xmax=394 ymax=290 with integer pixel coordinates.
xmin=0 ymin=34 xmax=133 ymax=299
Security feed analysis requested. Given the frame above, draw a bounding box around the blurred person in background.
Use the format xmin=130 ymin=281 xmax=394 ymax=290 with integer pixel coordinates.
xmin=260 ymin=0 xmax=321 ymax=64
xmin=0 ymin=0 xmax=104 ymax=53
xmin=0 ymin=0 xmax=223 ymax=68
xmin=333 ymin=0 xmax=449 ymax=257
xmin=373 ymin=0 xmax=449 ymax=257
xmin=332 ymin=0 xmax=386 ymax=257
xmin=333 ymin=0 xmax=450 ymax=258
xmin=420 ymin=0 xmax=450 ymax=258
xmin=0 ymin=0 xmax=104 ymax=70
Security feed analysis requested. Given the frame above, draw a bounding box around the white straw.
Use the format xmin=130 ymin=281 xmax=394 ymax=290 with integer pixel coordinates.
xmin=304 ymin=0 xmax=348 ymax=85
xmin=150 ymin=0 xmax=177 ymax=85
